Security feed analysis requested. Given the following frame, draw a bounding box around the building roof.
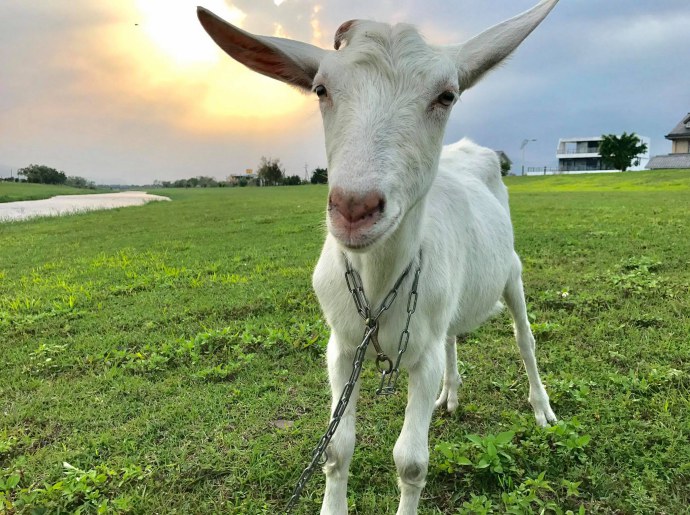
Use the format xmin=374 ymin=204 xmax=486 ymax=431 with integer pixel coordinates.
xmin=646 ymin=154 xmax=690 ymax=169
xmin=558 ymin=136 xmax=604 ymax=143
xmin=665 ymin=113 xmax=690 ymax=140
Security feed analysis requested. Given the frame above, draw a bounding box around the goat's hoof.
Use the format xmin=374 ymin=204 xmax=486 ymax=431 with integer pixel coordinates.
xmin=434 ymin=388 xmax=459 ymax=413
xmin=530 ymin=388 xmax=556 ymax=427
xmin=534 ymin=406 xmax=557 ymax=427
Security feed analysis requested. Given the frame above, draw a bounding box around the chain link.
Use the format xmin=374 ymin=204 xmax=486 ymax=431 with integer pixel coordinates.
xmin=285 ymin=250 xmax=422 ymax=513
xmin=285 ymin=324 xmax=374 ymax=513
xmin=377 ymin=263 xmax=421 ymax=395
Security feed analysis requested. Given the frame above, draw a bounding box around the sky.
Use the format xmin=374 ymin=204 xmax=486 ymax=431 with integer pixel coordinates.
xmin=1 ymin=0 xmax=689 ymax=185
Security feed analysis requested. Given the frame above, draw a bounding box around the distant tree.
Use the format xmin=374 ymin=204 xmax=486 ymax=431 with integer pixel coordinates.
xmin=17 ymin=164 xmax=67 ymax=185
xmin=196 ymin=176 xmax=219 ymax=187
xmin=65 ymin=176 xmax=95 ymax=189
xmin=156 ymin=175 xmax=222 ymax=188
xmin=494 ymin=151 xmax=512 ymax=176
xmin=310 ymin=167 xmax=328 ymax=184
xmin=257 ymin=157 xmax=285 ymax=186
xmin=283 ymin=175 xmax=303 ymax=186
xmin=599 ymin=132 xmax=648 ymax=172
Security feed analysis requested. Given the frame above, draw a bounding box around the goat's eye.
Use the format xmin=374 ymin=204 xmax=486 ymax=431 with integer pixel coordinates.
xmin=437 ymin=91 xmax=456 ymax=107
xmin=314 ymin=85 xmax=328 ymax=98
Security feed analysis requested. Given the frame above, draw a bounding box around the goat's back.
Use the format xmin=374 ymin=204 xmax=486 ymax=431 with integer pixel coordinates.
xmin=423 ymin=139 xmax=514 ymax=335
xmin=438 ymin=138 xmax=509 ymax=213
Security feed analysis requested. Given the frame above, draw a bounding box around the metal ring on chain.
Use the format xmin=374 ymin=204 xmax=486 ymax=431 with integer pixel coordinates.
xmin=376 ymin=354 xmax=394 ymax=374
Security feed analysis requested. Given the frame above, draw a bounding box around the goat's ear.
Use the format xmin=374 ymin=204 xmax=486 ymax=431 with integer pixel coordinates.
xmin=197 ymin=6 xmax=328 ymax=91
xmin=449 ymin=0 xmax=558 ymax=90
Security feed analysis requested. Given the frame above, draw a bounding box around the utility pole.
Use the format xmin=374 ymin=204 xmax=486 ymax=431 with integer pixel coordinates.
xmin=520 ymin=139 xmax=536 ymax=175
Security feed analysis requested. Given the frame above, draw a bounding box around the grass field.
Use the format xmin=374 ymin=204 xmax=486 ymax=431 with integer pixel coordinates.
xmin=1 ymin=170 xmax=689 ymax=513
xmin=0 ymin=183 xmax=112 ymax=203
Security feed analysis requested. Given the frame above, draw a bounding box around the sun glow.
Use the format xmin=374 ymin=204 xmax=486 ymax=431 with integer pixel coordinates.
xmin=119 ymin=0 xmax=310 ymax=127
xmin=135 ymin=0 xmax=245 ymax=66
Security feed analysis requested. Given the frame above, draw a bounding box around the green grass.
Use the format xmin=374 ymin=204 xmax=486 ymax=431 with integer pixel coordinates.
xmin=505 ymin=168 xmax=690 ymax=193
xmin=1 ymin=173 xmax=689 ymax=514
xmin=0 ymin=183 xmax=113 ymax=203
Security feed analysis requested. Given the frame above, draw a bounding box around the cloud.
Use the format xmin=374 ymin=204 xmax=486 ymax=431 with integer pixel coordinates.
xmin=1 ymin=0 xmax=689 ymax=182
xmin=311 ymin=5 xmax=324 ymax=46
xmin=0 ymin=0 xmax=324 ymax=182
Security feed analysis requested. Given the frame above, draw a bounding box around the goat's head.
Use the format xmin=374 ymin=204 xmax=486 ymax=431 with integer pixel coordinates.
xmin=198 ymin=0 xmax=558 ymax=250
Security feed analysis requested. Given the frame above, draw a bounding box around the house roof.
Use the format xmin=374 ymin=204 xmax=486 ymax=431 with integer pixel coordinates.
xmin=665 ymin=112 xmax=690 ymax=140
xmin=646 ymin=154 xmax=690 ymax=169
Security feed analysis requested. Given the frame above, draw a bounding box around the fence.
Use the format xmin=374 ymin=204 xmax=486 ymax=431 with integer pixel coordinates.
xmin=523 ymin=166 xmax=560 ymax=175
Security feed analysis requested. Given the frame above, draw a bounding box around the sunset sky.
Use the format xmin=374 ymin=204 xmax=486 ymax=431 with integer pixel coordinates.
xmin=2 ymin=0 xmax=689 ymax=184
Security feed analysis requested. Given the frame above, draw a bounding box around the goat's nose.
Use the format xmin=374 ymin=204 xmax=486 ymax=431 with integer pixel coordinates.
xmin=328 ymin=188 xmax=385 ymax=224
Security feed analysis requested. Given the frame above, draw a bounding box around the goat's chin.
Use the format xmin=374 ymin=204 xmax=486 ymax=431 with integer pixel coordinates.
xmin=328 ymin=213 xmax=400 ymax=252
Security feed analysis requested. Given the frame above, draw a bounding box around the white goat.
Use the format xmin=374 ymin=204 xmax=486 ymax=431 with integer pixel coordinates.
xmin=198 ymin=1 xmax=558 ymax=513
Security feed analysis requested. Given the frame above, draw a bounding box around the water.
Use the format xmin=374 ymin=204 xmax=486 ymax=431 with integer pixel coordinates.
xmin=0 ymin=191 xmax=171 ymax=222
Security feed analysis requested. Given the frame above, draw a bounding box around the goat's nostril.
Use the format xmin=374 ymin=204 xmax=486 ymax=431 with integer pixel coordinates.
xmin=328 ymin=188 xmax=385 ymax=225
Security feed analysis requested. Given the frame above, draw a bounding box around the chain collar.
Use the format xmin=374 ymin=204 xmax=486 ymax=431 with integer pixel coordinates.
xmin=343 ymin=250 xmax=422 ymax=394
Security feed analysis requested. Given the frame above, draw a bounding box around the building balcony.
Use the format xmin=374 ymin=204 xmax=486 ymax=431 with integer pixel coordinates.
xmin=556 ymin=151 xmax=600 ymax=158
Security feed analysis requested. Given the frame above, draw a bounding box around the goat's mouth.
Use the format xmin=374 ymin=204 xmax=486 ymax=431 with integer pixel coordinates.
xmin=326 ymin=187 xmax=399 ymax=250
xmin=328 ymin=210 xmax=400 ymax=251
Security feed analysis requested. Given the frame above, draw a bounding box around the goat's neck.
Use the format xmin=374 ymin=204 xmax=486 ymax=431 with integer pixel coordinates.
xmin=342 ymin=200 xmax=425 ymax=305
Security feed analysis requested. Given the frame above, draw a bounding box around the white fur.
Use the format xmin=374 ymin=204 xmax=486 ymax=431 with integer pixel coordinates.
xmin=312 ymin=141 xmax=557 ymax=515
xmin=197 ymin=1 xmax=559 ymax=513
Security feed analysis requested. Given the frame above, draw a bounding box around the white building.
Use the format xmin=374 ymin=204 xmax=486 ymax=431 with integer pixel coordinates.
xmin=544 ymin=136 xmax=650 ymax=173
xmin=553 ymin=135 xmax=650 ymax=174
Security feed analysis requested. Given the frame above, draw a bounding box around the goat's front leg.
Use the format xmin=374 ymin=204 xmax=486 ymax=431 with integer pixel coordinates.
xmin=394 ymin=348 xmax=443 ymax=515
xmin=321 ymin=335 xmax=361 ymax=515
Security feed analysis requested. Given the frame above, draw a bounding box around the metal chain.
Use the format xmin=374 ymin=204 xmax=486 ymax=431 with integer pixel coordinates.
xmin=377 ymin=260 xmax=421 ymax=395
xmin=344 ymin=254 xmax=415 ymax=325
xmin=284 ymin=324 xmax=374 ymax=513
xmin=285 ymin=250 xmax=422 ymax=513
xmin=344 ymin=252 xmax=419 ymax=377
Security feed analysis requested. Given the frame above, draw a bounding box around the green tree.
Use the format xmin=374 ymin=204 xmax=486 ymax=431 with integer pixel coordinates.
xmin=257 ymin=157 xmax=285 ymax=186
xmin=599 ymin=132 xmax=648 ymax=172
xmin=310 ymin=167 xmax=328 ymax=184
xmin=17 ymin=164 xmax=67 ymax=185
xmin=65 ymin=176 xmax=95 ymax=189
xmin=196 ymin=176 xmax=219 ymax=187
xmin=283 ymin=175 xmax=302 ymax=186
